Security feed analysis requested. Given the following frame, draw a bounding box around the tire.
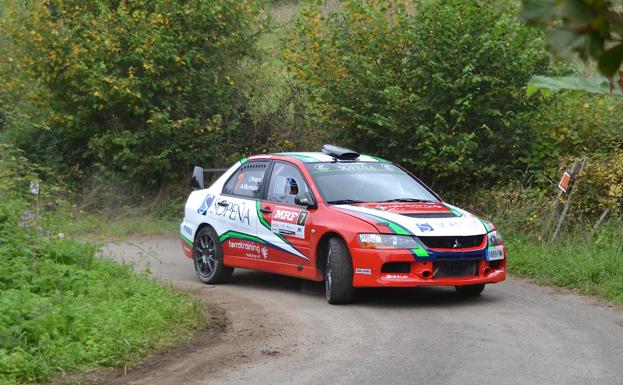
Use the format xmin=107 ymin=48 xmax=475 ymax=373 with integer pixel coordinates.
xmin=193 ymin=226 xmax=233 ymax=284
xmin=455 ymin=283 xmax=485 ymax=297
xmin=324 ymin=237 xmax=354 ymax=304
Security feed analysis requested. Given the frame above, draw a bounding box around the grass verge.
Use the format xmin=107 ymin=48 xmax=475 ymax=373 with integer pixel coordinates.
xmin=506 ymin=223 xmax=623 ymax=304
xmin=0 ymin=199 xmax=203 ymax=385
xmin=67 ymin=215 xmax=178 ymax=240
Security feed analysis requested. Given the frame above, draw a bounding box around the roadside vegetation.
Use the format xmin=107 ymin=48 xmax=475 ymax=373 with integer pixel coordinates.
xmin=0 ymin=0 xmax=622 ymax=382
xmin=460 ymin=185 xmax=623 ymax=304
xmin=0 ymin=146 xmax=204 ymax=385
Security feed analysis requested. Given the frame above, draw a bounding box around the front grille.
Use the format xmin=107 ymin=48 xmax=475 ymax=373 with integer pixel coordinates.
xmin=418 ymin=235 xmax=485 ymax=249
xmin=434 ymin=261 xmax=478 ymax=278
xmin=381 ymin=262 xmax=411 ymax=273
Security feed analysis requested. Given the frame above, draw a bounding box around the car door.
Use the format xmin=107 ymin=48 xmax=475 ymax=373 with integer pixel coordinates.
xmin=258 ymin=161 xmax=314 ymax=267
xmin=217 ymin=160 xmax=269 ymax=260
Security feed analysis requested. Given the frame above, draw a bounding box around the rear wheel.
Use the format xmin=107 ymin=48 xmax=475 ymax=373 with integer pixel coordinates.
xmin=324 ymin=237 xmax=354 ymax=304
xmin=193 ymin=226 xmax=233 ymax=284
xmin=455 ymin=283 xmax=485 ymax=297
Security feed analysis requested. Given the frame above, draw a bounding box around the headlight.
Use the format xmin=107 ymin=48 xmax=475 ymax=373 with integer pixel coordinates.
xmin=487 ymin=230 xmax=503 ymax=246
xmin=358 ymin=233 xmax=419 ymax=249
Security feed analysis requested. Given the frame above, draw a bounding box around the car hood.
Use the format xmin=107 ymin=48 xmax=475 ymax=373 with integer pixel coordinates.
xmin=333 ymin=202 xmax=489 ymax=237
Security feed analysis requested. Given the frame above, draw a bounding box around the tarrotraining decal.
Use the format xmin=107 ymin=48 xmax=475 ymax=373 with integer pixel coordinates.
xmin=227 ymin=239 xmax=269 ymax=260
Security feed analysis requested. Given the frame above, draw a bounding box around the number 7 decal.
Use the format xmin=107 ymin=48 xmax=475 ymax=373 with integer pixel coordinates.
xmin=297 ymin=211 xmax=309 ymax=226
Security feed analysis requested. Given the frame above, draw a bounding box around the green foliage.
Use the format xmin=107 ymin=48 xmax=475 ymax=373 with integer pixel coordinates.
xmin=0 ymin=146 xmax=202 ymax=384
xmin=284 ymin=0 xmax=556 ymax=189
xmin=521 ymin=0 xmax=623 ymax=79
xmin=526 ymin=94 xmax=622 ymax=169
xmin=522 ymin=93 xmax=623 ymax=217
xmin=508 ymin=225 xmax=623 ymax=304
xmin=0 ymin=0 xmax=268 ymax=186
xmin=527 ymin=75 xmax=623 ymax=96
xmin=454 ymin=184 xmax=623 ymax=305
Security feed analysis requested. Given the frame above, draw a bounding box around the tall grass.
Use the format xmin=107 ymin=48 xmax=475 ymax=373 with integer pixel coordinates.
xmin=452 ymin=182 xmax=623 ymax=304
xmin=508 ymin=225 xmax=623 ymax=303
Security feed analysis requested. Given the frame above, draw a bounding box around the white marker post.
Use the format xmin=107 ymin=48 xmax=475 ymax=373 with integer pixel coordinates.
xmin=30 ymin=179 xmax=40 ymax=224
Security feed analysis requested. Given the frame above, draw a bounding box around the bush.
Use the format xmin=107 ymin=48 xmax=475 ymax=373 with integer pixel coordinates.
xmin=0 ymin=143 xmax=202 ymax=384
xmin=284 ymin=0 xmax=556 ymax=189
xmin=0 ymin=0 xmax=268 ymax=186
xmin=524 ymin=93 xmax=623 ymax=218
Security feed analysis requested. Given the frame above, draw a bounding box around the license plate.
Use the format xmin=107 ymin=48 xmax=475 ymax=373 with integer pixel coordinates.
xmin=435 ymin=261 xmax=477 ymax=278
xmin=488 ymin=246 xmax=504 ymax=261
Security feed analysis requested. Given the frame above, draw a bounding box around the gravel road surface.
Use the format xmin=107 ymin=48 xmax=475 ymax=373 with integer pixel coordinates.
xmin=101 ymin=237 xmax=623 ymax=385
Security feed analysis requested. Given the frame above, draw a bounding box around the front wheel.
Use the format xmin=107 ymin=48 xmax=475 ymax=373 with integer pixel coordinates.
xmin=455 ymin=283 xmax=485 ymax=297
xmin=324 ymin=237 xmax=354 ymax=304
xmin=193 ymin=226 xmax=233 ymax=284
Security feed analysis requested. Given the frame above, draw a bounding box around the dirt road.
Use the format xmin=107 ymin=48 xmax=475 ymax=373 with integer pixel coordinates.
xmin=102 ymin=237 xmax=623 ymax=385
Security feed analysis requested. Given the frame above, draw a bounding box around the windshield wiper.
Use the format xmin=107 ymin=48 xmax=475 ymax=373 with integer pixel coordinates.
xmin=378 ymin=198 xmax=433 ymax=203
xmin=327 ymin=199 xmax=367 ymax=205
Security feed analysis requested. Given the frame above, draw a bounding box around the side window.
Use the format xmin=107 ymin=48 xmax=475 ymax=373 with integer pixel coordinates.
xmin=223 ymin=161 xmax=269 ymax=198
xmin=267 ymin=162 xmax=310 ymax=206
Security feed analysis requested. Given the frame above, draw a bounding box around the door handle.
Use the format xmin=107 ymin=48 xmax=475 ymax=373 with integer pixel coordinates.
xmin=260 ymin=207 xmax=272 ymax=214
xmin=217 ymin=201 xmax=229 ymax=207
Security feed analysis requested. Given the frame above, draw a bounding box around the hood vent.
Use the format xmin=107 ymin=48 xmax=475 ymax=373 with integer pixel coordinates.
xmin=402 ymin=212 xmax=457 ymax=219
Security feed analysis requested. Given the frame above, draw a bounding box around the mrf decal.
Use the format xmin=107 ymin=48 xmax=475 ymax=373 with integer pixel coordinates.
xmin=271 ymin=206 xmax=309 ymax=239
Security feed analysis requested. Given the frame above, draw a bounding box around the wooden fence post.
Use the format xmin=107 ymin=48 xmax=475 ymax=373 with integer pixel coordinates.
xmin=551 ymin=157 xmax=587 ymax=240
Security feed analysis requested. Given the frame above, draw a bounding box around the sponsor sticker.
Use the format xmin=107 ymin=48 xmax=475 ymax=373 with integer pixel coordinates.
xmin=183 ymin=225 xmax=193 ymax=236
xmin=488 ymin=245 xmax=504 ymax=261
xmin=227 ymin=239 xmax=269 ymax=260
xmin=310 ymin=162 xmax=401 ymax=174
xmin=355 ymin=268 xmax=372 ymax=275
xmin=198 ymin=194 xmax=215 ymax=215
xmin=271 ymin=206 xmax=309 ymax=239
xmin=385 ymin=274 xmax=409 ymax=279
xmin=213 ymin=198 xmax=251 ymax=226
xmin=417 ymin=223 xmax=434 ymax=232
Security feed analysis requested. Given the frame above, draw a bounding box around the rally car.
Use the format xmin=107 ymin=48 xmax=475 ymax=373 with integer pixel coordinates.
xmin=180 ymin=145 xmax=505 ymax=304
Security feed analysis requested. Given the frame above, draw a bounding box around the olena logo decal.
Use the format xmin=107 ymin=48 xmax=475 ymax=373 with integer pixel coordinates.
xmin=214 ymin=199 xmax=251 ymax=226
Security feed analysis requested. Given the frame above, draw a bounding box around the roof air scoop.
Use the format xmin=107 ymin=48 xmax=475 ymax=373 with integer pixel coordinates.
xmin=321 ymin=144 xmax=360 ymax=160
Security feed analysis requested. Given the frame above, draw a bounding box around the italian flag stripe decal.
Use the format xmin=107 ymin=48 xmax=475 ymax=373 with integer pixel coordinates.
xmin=180 ymin=234 xmax=193 ymax=247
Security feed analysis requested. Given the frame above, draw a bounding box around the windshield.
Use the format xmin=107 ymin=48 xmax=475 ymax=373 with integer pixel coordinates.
xmin=306 ymin=162 xmax=438 ymax=204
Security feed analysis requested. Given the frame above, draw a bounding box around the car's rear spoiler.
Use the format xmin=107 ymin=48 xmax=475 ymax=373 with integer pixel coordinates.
xmin=192 ymin=166 xmax=228 ymax=189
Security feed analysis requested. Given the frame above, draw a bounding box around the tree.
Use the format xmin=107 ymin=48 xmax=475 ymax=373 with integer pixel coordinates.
xmin=0 ymin=0 xmax=267 ymax=185
xmin=521 ymin=0 xmax=623 ymax=94
xmin=284 ymin=0 xmax=555 ymax=189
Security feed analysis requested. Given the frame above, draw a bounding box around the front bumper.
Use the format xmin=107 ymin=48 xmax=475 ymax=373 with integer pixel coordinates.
xmin=351 ymin=247 xmax=506 ymax=287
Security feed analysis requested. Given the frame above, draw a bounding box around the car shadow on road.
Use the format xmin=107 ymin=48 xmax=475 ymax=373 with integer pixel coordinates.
xmin=230 ymin=269 xmax=503 ymax=308
xmin=355 ymin=286 xmax=502 ymax=309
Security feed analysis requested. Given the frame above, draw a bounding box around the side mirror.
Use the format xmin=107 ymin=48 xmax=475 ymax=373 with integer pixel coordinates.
xmin=192 ymin=166 xmax=205 ymax=189
xmin=295 ymin=192 xmax=317 ymax=209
